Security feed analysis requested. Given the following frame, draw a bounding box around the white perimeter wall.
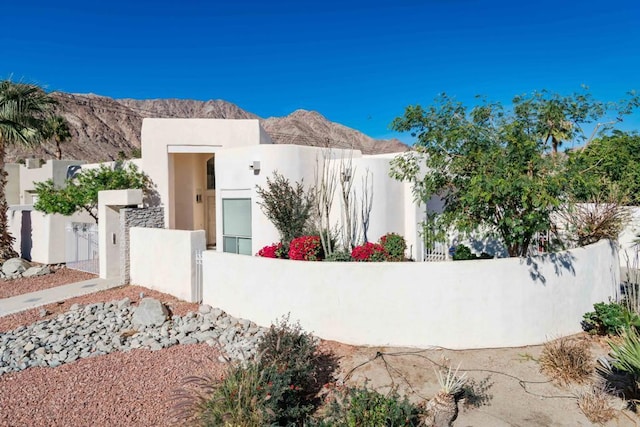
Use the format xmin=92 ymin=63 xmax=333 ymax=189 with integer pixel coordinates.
xmin=129 ymin=227 xmax=206 ymax=302
xmin=201 ymin=239 xmax=618 ymax=349
xmin=619 ymin=206 xmax=640 ymax=268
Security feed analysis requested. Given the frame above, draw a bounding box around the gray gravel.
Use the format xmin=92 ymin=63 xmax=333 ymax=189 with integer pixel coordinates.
xmin=0 ymin=298 xmax=266 ymax=376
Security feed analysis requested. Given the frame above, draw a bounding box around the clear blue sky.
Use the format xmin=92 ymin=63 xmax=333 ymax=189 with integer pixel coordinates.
xmin=4 ymin=0 xmax=640 ymax=144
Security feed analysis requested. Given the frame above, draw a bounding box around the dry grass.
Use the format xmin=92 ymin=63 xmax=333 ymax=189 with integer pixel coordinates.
xmin=539 ymin=337 xmax=593 ymax=386
xmin=576 ymin=384 xmax=617 ymax=425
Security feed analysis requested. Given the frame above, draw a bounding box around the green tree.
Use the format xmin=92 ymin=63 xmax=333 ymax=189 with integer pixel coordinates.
xmin=566 ymin=131 xmax=640 ymax=205
xmin=33 ymin=162 xmax=150 ymax=223
xmin=0 ymin=80 xmax=54 ymax=259
xmin=42 ymin=115 xmax=72 ymax=160
xmin=390 ymin=90 xmax=630 ymax=257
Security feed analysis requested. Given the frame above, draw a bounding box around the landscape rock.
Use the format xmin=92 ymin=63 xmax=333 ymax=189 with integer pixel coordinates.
xmin=131 ymin=298 xmax=168 ymax=327
xmin=2 ymin=258 xmax=31 ymax=276
xmin=22 ymin=265 xmax=51 ymax=278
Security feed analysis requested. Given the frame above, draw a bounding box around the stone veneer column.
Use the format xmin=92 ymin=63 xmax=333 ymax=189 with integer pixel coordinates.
xmin=120 ymin=206 xmax=164 ymax=285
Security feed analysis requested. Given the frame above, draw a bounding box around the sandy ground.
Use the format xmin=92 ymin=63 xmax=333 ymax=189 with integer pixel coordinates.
xmin=1 ymin=272 xmax=639 ymax=426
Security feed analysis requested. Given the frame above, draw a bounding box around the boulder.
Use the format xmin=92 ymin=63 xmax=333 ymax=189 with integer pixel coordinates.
xmin=131 ymin=298 xmax=168 ymax=327
xmin=2 ymin=258 xmax=31 ymax=276
xmin=22 ymin=265 xmax=51 ymax=278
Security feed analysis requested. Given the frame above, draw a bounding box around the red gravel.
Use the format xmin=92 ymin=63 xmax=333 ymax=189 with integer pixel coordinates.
xmin=0 ymin=344 xmax=226 ymax=427
xmin=0 ymin=267 xmax=96 ymax=299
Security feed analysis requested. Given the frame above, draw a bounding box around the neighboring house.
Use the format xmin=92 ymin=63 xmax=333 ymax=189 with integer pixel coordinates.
xmin=139 ymin=118 xmax=427 ymax=259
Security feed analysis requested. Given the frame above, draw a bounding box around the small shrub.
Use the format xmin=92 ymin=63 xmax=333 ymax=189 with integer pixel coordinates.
xmin=539 ymin=337 xmax=593 ymax=386
xmin=351 ymin=242 xmax=387 ymax=262
xmin=289 ymin=235 xmax=323 ymax=261
xmin=582 ymin=302 xmax=628 ymax=336
xmin=256 ymin=316 xmax=334 ymax=426
xmin=171 ymin=361 xmax=274 ymax=426
xmin=452 ymin=244 xmax=475 ymax=261
xmin=324 ymin=251 xmax=353 ymax=262
xmin=256 ymin=242 xmax=283 ymax=258
xmin=379 ymin=233 xmax=407 ymax=261
xmin=608 ymin=327 xmax=640 ymax=380
xmin=576 ymin=384 xmax=617 ymax=425
xmin=313 ymin=386 xmax=423 ymax=426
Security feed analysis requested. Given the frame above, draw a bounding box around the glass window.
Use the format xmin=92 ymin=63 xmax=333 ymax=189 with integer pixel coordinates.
xmin=222 ymin=198 xmax=252 ymax=254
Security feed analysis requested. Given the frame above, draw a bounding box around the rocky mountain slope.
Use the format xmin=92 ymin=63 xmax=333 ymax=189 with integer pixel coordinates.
xmin=7 ymin=93 xmax=408 ymax=163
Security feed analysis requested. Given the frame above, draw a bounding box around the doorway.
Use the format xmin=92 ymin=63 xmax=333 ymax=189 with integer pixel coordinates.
xmin=205 ymin=156 xmax=216 ymax=247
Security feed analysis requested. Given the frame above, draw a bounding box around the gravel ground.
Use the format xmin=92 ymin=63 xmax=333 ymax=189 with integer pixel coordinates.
xmin=0 ymin=283 xmax=216 ymax=427
xmin=0 ymin=267 xmax=96 ymax=299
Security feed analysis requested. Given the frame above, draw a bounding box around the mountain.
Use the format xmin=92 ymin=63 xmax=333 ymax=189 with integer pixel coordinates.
xmin=6 ymin=93 xmax=408 ymax=163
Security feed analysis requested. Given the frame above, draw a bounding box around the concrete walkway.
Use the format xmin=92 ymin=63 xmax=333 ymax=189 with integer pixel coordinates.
xmin=0 ymin=278 xmax=121 ymax=317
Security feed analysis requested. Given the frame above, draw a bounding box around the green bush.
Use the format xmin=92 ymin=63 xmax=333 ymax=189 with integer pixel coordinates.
xmin=256 ymin=316 xmax=326 ymax=426
xmin=608 ymin=327 xmax=640 ymax=379
xmin=451 ymin=244 xmax=493 ymax=261
xmin=582 ymin=302 xmax=628 ymax=335
xmin=312 ymin=386 xmax=423 ymax=426
xmin=379 ymin=233 xmax=407 ymax=261
xmin=324 ymin=251 xmax=353 ymax=262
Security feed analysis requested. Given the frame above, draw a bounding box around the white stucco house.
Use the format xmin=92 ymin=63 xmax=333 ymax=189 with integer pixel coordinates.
xmin=139 ymin=118 xmax=427 ymax=259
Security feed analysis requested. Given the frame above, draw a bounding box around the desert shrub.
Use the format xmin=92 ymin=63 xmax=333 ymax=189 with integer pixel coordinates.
xmin=171 ymin=361 xmax=275 ymax=426
xmin=289 ymin=235 xmax=323 ymax=261
xmin=379 ymin=233 xmax=407 ymax=261
xmin=576 ymin=384 xmax=617 ymax=425
xmin=581 ymin=302 xmax=637 ymax=336
xmin=607 ymin=327 xmax=640 ymax=380
xmin=256 ymin=316 xmax=333 ymax=426
xmin=351 ymin=242 xmax=387 ymax=262
xmin=256 ymin=242 xmax=284 ymax=258
xmin=558 ymin=197 xmax=631 ymax=247
xmin=324 ymin=251 xmax=353 ymax=262
xmin=311 ymin=386 xmax=423 ymax=426
xmin=539 ymin=337 xmax=593 ymax=386
xmin=256 ymin=172 xmax=315 ymax=243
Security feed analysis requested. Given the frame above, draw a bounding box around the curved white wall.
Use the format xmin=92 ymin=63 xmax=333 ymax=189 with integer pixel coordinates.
xmin=202 ymin=240 xmax=618 ymax=349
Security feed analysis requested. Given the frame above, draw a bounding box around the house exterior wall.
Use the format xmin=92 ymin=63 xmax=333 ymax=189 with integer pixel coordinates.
xmin=17 ymin=160 xmax=86 ymax=204
xmin=215 ymin=144 xmax=425 ymax=258
xmin=140 ymin=118 xmax=272 ymax=229
xmin=5 ymin=164 xmax=20 ymax=205
xmin=201 ymin=239 xmax=618 ymax=349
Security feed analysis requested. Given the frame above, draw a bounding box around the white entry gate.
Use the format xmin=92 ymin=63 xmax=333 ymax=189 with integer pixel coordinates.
xmin=65 ymin=222 xmax=99 ymax=274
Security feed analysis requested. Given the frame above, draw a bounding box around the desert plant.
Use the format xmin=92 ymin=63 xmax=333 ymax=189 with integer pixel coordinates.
xmin=424 ymin=364 xmax=467 ymax=427
xmin=313 ymin=386 xmax=423 ymax=427
xmin=351 ymin=242 xmax=387 ymax=262
xmin=323 ymin=251 xmax=353 ymax=262
xmin=171 ymin=361 xmax=275 ymax=427
xmin=558 ymin=195 xmax=631 ymax=248
xmin=256 ymin=316 xmax=333 ymax=426
xmin=576 ymin=383 xmax=617 ymax=425
xmin=379 ymin=233 xmax=407 ymax=261
xmin=289 ymin=235 xmax=323 ymax=261
xmin=581 ymin=301 xmax=639 ymax=336
xmin=608 ymin=327 xmax=640 ymax=381
xmin=256 ymin=171 xmax=315 ymax=244
xmin=539 ymin=337 xmax=593 ymax=386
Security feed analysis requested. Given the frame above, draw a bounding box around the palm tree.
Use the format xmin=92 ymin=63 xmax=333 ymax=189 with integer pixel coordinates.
xmin=43 ymin=115 xmax=72 ymax=160
xmin=0 ymin=80 xmax=54 ymax=259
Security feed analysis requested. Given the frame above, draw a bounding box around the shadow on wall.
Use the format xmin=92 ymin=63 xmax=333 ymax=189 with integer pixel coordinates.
xmin=525 ymin=249 xmax=581 ymax=284
xmin=20 ymin=210 xmax=32 ymax=261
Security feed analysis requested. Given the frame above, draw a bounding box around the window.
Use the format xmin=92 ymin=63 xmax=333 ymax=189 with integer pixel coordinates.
xmin=222 ymin=198 xmax=252 ymax=255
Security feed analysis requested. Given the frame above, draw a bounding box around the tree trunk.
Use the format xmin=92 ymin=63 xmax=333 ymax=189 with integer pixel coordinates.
xmin=0 ymin=139 xmax=19 ymax=260
xmin=56 ymin=140 xmax=62 ymax=160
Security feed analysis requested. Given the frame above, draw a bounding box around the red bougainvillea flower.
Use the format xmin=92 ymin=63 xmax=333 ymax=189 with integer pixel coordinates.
xmin=351 ymin=242 xmax=388 ymax=262
xmin=289 ymin=235 xmax=323 ymax=261
xmin=257 ymin=242 xmax=283 ymax=258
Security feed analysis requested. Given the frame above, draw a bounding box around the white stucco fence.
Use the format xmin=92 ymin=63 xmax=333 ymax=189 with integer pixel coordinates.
xmin=129 ymin=227 xmax=205 ymax=302
xmin=201 ymin=240 xmax=619 ymax=349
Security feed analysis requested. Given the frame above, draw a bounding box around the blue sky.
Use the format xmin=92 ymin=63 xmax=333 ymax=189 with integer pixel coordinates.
xmin=4 ymin=0 xmax=640 ymax=144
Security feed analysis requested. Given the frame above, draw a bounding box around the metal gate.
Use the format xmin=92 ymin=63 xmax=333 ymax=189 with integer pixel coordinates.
xmin=65 ymin=222 xmax=99 ymax=274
